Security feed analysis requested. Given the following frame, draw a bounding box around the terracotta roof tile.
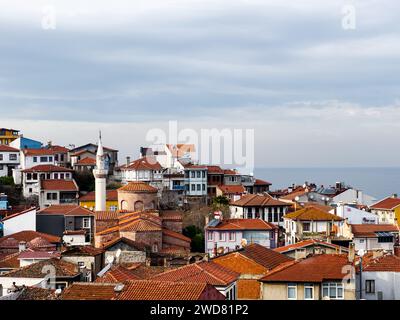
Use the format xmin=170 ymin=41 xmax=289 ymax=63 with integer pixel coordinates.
xmin=0 ymin=145 xmax=19 ymax=152
xmin=162 ymin=228 xmax=191 ymax=243
xmin=16 ymin=287 xmax=58 ymax=300
xmin=351 ymin=224 xmax=399 ymax=238
xmin=95 ymin=265 xmax=141 ymax=283
xmin=254 ymin=179 xmax=272 ymax=186
xmin=41 ymin=179 xmax=78 ymax=191
xmin=0 ymin=252 xmax=20 ymax=269
xmin=239 ymin=243 xmax=293 ymax=270
xmin=370 ymin=197 xmax=400 ymax=210
xmin=284 ymin=206 xmax=342 ymax=221
xmin=217 ymin=185 xmax=245 ymax=194
xmin=274 ymin=239 xmax=349 ymax=253
xmin=75 ymin=157 xmax=96 ymax=165
xmin=260 ymin=254 xmax=352 ymax=282
xmin=2 ymin=258 xmax=80 ymax=278
xmin=22 ymin=165 xmax=73 ymax=173
xmin=121 ymin=157 xmax=162 ymax=171
xmin=0 ymin=231 xmax=60 ymax=246
xmin=61 ymin=283 xmax=119 ymax=300
xmin=363 ymin=254 xmax=400 ymax=272
xmin=206 ymin=219 xmax=278 ymax=231
xmin=117 ymin=280 xmax=224 ymax=300
xmin=37 ymin=205 xmax=94 ymax=216
xmin=151 ymin=261 xmax=239 ymax=286
xmin=118 ymin=182 xmax=158 ymax=193
xmin=1 ymin=207 xmax=36 ymax=222
xmin=232 ymin=194 xmax=288 ymax=207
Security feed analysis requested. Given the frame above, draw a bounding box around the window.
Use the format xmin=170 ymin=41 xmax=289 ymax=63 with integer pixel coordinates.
xmin=54 ymin=173 xmax=58 ymax=179
xmin=78 ymin=261 xmax=85 ymax=268
xmin=29 ymin=188 xmax=33 ymax=193
xmin=197 ymin=171 xmax=201 ymax=178
xmin=366 ymin=280 xmax=375 ymax=294
xmin=378 ymin=236 xmax=393 ymax=243
xmin=191 ymin=184 xmax=195 ymax=191
xmin=40 ymin=156 xmax=48 ymax=162
xmin=229 ymin=232 xmax=235 ymax=241
xmin=49 ymin=156 xmax=53 ymax=162
xmin=287 ymin=283 xmax=297 ymax=300
xmin=27 ymin=173 xmax=32 ymax=180
xmin=55 ymin=154 xmax=59 ymax=161
xmin=60 ymin=173 xmax=64 ymax=179
xmin=9 ymin=154 xmax=17 ymax=161
xmin=0 ymin=154 xmax=3 ymax=161
xmin=191 ymin=171 xmax=195 ymax=178
xmin=304 ymin=284 xmax=314 ymax=300
xmin=322 ymin=282 xmax=344 ymax=300
xmin=303 ymin=222 xmax=311 ymax=232
xmin=219 ymin=232 xmax=226 ymax=241
xmin=82 ymin=218 xmax=91 ymax=229
xmin=207 ymin=232 xmax=213 ymax=241
xmin=33 ymin=157 xmax=37 ymax=162
xmin=202 ymin=171 xmax=206 ymax=178
xmin=202 ymin=184 xmax=206 ymax=191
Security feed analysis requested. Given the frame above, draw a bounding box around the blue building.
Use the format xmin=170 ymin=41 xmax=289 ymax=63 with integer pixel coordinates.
xmin=0 ymin=193 xmax=8 ymax=210
xmin=10 ymin=136 xmax=43 ymax=149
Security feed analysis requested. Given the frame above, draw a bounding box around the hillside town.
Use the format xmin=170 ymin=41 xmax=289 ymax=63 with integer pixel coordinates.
xmin=0 ymin=127 xmax=400 ymax=300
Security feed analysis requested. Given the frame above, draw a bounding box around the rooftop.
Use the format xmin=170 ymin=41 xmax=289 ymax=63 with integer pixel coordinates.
xmin=37 ymin=205 xmax=94 ymax=216
xmin=80 ymin=189 xmax=118 ymax=202
xmin=284 ymin=206 xmax=342 ymax=221
xmin=351 ymin=224 xmax=399 ymax=238
xmin=206 ymin=219 xmax=278 ymax=231
xmin=274 ymin=239 xmax=349 ymax=253
xmin=0 ymin=230 xmax=60 ymax=246
xmin=231 ymin=194 xmax=288 ymax=207
xmin=41 ymin=179 xmax=78 ymax=191
xmin=363 ymin=254 xmax=400 ymax=272
xmin=370 ymin=197 xmax=400 ymax=210
xmin=121 ymin=156 xmax=162 ymax=171
xmin=22 ymin=165 xmax=74 ymax=173
xmin=118 ymin=181 xmax=158 ymax=193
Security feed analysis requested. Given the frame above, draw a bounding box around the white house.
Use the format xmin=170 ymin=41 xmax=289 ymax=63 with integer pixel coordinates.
xmin=230 ymin=194 xmax=291 ymax=227
xmin=141 ymin=144 xmax=196 ymax=170
xmin=183 ymin=164 xmax=208 ymax=197
xmin=350 ymin=224 xmax=399 ymax=252
xmin=120 ymin=157 xmax=163 ymax=189
xmin=283 ymin=206 xmax=343 ymax=245
xmin=358 ymin=254 xmax=400 ymax=300
xmin=2 ymin=207 xmax=37 ymax=236
xmin=332 ymin=188 xmax=376 ymax=206
xmin=205 ymin=218 xmax=279 ymax=257
xmin=333 ymin=203 xmax=378 ymax=224
xmin=0 ymin=145 xmax=20 ymax=178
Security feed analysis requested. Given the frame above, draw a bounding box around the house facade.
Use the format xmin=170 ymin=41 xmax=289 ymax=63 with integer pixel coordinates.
xmin=184 ymin=164 xmax=208 ymax=197
xmin=369 ymin=196 xmax=400 ymax=225
xmin=350 ymin=224 xmax=399 ymax=252
xmin=230 ymin=194 xmax=291 ymax=227
xmin=0 ymin=145 xmax=20 ymax=178
xmin=205 ymin=218 xmax=279 ymax=256
xmin=120 ymin=157 xmax=163 ymax=188
xmin=0 ymin=128 xmax=19 ymax=146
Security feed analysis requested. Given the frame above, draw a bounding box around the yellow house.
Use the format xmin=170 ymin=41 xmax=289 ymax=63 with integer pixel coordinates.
xmin=0 ymin=128 xmax=19 ymax=145
xmin=370 ymin=195 xmax=400 ymax=225
xmin=79 ymin=189 xmax=118 ymax=211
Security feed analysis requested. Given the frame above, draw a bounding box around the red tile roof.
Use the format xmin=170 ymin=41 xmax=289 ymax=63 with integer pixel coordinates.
xmin=231 ymin=194 xmax=288 ymax=207
xmin=118 ymin=182 xmax=158 ymax=193
xmin=79 ymin=189 xmax=118 ymax=202
xmin=217 ymin=185 xmax=245 ymax=195
xmin=0 ymin=145 xmax=19 ymax=152
xmin=117 ymin=280 xmax=224 ymax=300
xmin=206 ymin=219 xmax=278 ymax=231
xmin=223 ymin=169 xmax=238 ymax=175
xmin=239 ymin=243 xmax=293 ymax=270
xmin=284 ymin=206 xmax=342 ymax=221
xmin=166 ymin=144 xmax=195 ymax=157
xmin=61 ymin=283 xmax=119 ymax=300
xmin=206 ymin=166 xmax=224 ymax=174
xmin=121 ymin=157 xmax=162 ymax=171
xmin=0 ymin=231 xmax=60 ymax=246
xmin=22 ymin=165 xmax=73 ymax=173
xmin=18 ymin=250 xmax=60 ymax=260
xmin=363 ymin=254 xmax=400 ymax=272
xmin=37 ymin=205 xmax=94 ymax=216
xmin=75 ymin=157 xmax=96 ymax=165
xmin=351 ymin=224 xmax=399 ymax=238
xmin=260 ymin=254 xmax=352 ymax=283
xmin=160 ymin=210 xmax=183 ymax=221
xmin=95 ymin=265 xmax=141 ymax=283
xmin=2 ymin=258 xmax=80 ymax=278
xmin=23 ymin=149 xmax=57 ymax=156
xmin=151 ymin=261 xmax=239 ymax=286
xmin=61 ymin=246 xmax=103 ymax=256
xmin=370 ymin=197 xmax=400 ymax=210
xmin=254 ymin=179 xmax=272 ymax=186
xmin=162 ymin=228 xmax=191 ymax=243
xmin=274 ymin=239 xmax=349 ymax=253
xmin=1 ymin=207 xmax=36 ymax=222
xmin=41 ymin=179 xmax=78 ymax=191
xmin=45 ymin=145 xmax=69 ymax=153
xmin=0 ymin=252 xmax=20 ymax=269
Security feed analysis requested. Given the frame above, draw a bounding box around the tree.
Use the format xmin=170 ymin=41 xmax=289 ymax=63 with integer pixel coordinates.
xmin=183 ymin=225 xmax=205 ymax=253
xmin=211 ymin=195 xmax=230 ymax=218
xmin=0 ymin=176 xmax=14 ymax=186
xmin=74 ymin=171 xmax=95 ymax=192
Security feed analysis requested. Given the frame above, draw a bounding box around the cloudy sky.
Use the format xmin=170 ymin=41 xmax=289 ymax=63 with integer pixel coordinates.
xmin=1 ymin=0 xmax=399 ymax=168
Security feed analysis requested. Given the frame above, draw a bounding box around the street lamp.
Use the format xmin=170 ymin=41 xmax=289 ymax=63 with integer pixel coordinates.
xmin=358 ymin=248 xmax=366 ymax=300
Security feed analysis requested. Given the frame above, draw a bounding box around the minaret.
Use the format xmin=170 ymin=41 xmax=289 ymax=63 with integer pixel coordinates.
xmin=93 ymin=131 xmax=107 ymax=211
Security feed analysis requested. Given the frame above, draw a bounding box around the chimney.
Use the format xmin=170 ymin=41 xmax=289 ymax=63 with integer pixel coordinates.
xmin=294 ymin=249 xmax=307 ymax=261
xmin=126 ymin=156 xmax=131 ymax=166
xmin=394 ymin=245 xmax=400 ymax=258
xmin=348 ymin=242 xmax=355 ymax=263
xmin=18 ymin=241 xmax=27 ymax=252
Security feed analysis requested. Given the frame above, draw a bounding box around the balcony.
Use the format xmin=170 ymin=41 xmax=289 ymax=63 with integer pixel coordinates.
xmin=172 ymin=185 xmax=186 ymax=191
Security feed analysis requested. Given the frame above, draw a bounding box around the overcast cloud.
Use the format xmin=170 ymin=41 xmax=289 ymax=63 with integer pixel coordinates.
xmin=0 ymin=0 xmax=399 ymax=167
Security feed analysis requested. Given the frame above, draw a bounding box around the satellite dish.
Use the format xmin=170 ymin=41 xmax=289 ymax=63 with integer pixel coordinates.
xmin=217 ymin=247 xmax=225 ymax=254
xmin=241 ymin=238 xmax=248 ymax=247
xmin=358 ymin=249 xmax=366 ymax=257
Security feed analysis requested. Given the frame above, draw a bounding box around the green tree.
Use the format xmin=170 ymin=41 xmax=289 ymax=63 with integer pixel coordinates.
xmin=74 ymin=171 xmax=95 ymax=192
xmin=183 ymin=225 xmax=205 ymax=253
xmin=0 ymin=176 xmax=14 ymax=186
xmin=211 ymin=195 xmax=230 ymax=218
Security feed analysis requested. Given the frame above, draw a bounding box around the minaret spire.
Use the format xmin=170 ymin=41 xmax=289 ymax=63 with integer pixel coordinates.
xmin=93 ymin=131 xmax=107 ymax=211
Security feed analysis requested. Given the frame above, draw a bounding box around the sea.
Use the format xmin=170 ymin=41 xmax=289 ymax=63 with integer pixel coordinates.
xmin=254 ymin=167 xmax=400 ymax=200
